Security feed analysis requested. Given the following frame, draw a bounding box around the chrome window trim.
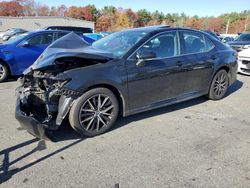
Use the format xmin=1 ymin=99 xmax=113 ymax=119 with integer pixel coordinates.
xmin=127 ymin=30 xmax=215 ymax=61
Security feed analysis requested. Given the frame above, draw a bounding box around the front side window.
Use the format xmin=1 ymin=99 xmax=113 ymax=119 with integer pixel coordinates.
xmin=181 ymin=31 xmax=207 ymax=54
xmin=135 ymin=31 xmax=179 ymax=59
xmin=26 ymin=33 xmax=53 ymax=46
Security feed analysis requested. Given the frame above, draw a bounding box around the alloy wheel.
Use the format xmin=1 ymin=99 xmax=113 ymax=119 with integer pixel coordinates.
xmin=79 ymin=94 xmax=114 ymax=133
xmin=0 ymin=64 xmax=5 ymax=80
xmin=213 ymin=72 xmax=228 ymax=98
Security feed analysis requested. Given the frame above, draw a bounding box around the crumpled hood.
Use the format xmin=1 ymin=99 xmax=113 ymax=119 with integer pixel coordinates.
xmin=24 ymin=32 xmax=114 ymax=74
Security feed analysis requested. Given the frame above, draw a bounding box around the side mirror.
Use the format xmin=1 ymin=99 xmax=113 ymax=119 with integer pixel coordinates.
xmin=19 ymin=41 xmax=30 ymax=47
xmin=136 ymin=50 xmax=156 ymax=66
xmin=139 ymin=50 xmax=156 ymax=59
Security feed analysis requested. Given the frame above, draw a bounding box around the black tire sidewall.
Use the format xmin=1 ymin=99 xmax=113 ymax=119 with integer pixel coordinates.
xmin=69 ymin=88 xmax=119 ymax=137
xmin=0 ymin=62 xmax=8 ymax=82
xmin=209 ymin=69 xmax=229 ymax=100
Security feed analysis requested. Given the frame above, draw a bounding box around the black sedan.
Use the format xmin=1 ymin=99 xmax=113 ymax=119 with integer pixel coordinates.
xmin=15 ymin=26 xmax=237 ymax=139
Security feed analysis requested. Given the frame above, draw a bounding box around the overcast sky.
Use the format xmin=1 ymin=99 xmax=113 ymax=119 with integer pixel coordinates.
xmin=37 ymin=0 xmax=249 ymax=17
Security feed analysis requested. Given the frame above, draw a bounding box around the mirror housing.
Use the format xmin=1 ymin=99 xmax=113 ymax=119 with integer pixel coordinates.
xmin=136 ymin=50 xmax=156 ymax=66
xmin=139 ymin=50 xmax=156 ymax=60
xmin=19 ymin=41 xmax=30 ymax=47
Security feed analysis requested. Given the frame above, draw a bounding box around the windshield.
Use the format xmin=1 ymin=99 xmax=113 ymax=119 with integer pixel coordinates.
xmin=235 ymin=34 xmax=250 ymax=41
xmin=92 ymin=30 xmax=149 ymax=57
xmin=3 ymin=33 xmax=29 ymax=44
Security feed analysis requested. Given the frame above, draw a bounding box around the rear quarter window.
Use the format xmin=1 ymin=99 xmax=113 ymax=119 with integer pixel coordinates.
xmin=205 ymin=36 xmax=215 ymax=51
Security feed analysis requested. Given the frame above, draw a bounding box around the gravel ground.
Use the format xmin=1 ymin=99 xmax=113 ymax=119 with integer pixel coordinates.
xmin=0 ymin=75 xmax=249 ymax=188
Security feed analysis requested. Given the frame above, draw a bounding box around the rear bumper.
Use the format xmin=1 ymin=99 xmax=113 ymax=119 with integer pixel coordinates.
xmin=15 ymin=97 xmax=51 ymax=140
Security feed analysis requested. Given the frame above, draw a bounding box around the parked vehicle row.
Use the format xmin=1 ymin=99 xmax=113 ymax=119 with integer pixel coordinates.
xmin=15 ymin=26 xmax=237 ymax=139
xmin=0 ymin=26 xmax=111 ymax=82
xmin=0 ymin=28 xmax=28 ymax=42
xmin=238 ymin=48 xmax=250 ymax=75
xmin=0 ymin=30 xmax=73 ymax=82
xmin=227 ymin=32 xmax=250 ymax=52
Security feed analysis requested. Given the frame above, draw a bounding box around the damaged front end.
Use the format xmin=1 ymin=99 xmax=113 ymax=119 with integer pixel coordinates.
xmin=15 ymin=32 xmax=114 ymax=140
xmin=15 ymin=71 xmax=79 ymax=140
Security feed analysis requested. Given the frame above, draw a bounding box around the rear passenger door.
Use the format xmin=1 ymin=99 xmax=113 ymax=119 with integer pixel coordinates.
xmin=179 ymin=30 xmax=215 ymax=94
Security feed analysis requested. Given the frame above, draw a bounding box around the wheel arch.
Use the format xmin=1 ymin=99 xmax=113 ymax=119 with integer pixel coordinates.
xmin=86 ymin=83 xmax=126 ymax=117
xmin=213 ymin=65 xmax=232 ymax=83
xmin=216 ymin=65 xmax=230 ymax=73
xmin=207 ymin=65 xmax=231 ymax=97
xmin=0 ymin=58 xmax=11 ymax=75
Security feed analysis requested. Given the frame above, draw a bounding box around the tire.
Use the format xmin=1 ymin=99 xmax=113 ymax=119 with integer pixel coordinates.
xmin=69 ymin=87 xmax=119 ymax=137
xmin=0 ymin=61 xmax=9 ymax=82
xmin=208 ymin=69 xmax=229 ymax=100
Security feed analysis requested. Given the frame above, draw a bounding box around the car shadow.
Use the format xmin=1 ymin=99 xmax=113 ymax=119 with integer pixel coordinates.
xmin=0 ymin=79 xmax=242 ymax=184
xmin=0 ymin=137 xmax=85 ymax=184
xmin=113 ymin=79 xmax=243 ymax=132
xmin=1 ymin=76 xmax=19 ymax=83
xmin=226 ymin=79 xmax=243 ymax=97
xmin=39 ymin=79 xmax=244 ymax=141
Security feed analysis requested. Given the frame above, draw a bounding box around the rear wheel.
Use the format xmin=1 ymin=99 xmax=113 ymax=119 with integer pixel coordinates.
xmin=0 ymin=62 xmax=9 ymax=82
xmin=208 ymin=69 xmax=229 ymax=100
xmin=69 ymin=88 xmax=119 ymax=137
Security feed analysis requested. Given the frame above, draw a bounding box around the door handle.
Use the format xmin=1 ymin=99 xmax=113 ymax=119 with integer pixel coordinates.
xmin=176 ymin=61 xmax=183 ymax=67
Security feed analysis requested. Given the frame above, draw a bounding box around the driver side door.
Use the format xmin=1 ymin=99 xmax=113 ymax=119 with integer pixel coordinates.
xmin=126 ymin=31 xmax=189 ymax=113
xmin=15 ymin=32 xmax=54 ymax=74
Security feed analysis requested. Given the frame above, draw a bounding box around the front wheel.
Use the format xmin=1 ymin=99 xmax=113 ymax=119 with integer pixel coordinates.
xmin=0 ymin=62 xmax=9 ymax=82
xmin=208 ymin=69 xmax=229 ymax=100
xmin=69 ymin=88 xmax=119 ymax=137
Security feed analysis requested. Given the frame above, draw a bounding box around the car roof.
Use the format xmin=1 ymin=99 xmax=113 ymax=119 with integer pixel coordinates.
xmin=240 ymin=32 xmax=250 ymax=35
xmin=122 ymin=26 xmax=211 ymax=35
xmin=28 ymin=29 xmax=70 ymax=35
xmin=46 ymin=26 xmax=90 ymax=29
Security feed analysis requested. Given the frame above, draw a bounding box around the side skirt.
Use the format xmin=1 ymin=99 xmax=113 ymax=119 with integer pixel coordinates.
xmin=125 ymin=90 xmax=208 ymax=117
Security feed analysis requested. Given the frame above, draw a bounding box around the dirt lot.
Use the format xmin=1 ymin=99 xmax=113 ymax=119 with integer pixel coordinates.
xmin=0 ymin=75 xmax=250 ymax=188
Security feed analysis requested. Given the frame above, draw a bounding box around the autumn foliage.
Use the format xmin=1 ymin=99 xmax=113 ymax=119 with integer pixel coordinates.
xmin=0 ymin=0 xmax=249 ymax=33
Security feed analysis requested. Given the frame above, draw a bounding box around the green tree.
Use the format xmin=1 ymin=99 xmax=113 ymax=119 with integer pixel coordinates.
xmin=137 ymin=9 xmax=151 ymax=26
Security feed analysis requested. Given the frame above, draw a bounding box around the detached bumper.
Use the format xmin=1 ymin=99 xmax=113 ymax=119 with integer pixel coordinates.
xmin=15 ymin=98 xmax=51 ymax=140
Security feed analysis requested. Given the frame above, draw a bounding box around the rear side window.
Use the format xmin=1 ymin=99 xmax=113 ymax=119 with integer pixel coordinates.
xmin=181 ymin=31 xmax=209 ymax=55
xmin=55 ymin=32 xmax=68 ymax=40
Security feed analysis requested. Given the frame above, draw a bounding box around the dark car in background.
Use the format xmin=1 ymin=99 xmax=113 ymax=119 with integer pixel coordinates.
xmin=15 ymin=26 xmax=237 ymax=140
xmin=0 ymin=30 xmax=71 ymax=82
xmin=220 ymin=36 xmax=235 ymax=43
xmin=44 ymin=26 xmax=93 ymax=33
xmin=227 ymin=32 xmax=250 ymax=52
xmin=203 ymin=30 xmax=221 ymax=41
xmin=1 ymin=28 xmax=28 ymax=41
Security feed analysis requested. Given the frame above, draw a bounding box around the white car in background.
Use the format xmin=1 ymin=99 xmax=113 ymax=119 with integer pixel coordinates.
xmin=238 ymin=48 xmax=250 ymax=75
